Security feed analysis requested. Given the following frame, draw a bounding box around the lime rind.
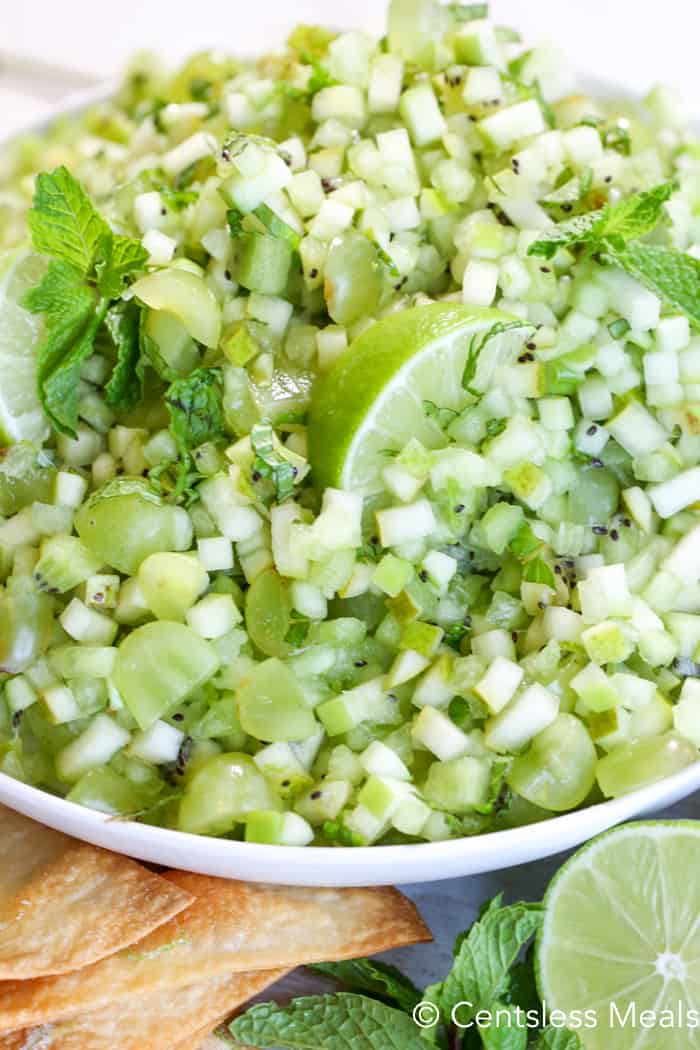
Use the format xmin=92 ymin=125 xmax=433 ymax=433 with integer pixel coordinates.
xmin=309 ymin=303 xmax=512 ymax=493
xmin=0 ymin=248 xmax=49 ymax=446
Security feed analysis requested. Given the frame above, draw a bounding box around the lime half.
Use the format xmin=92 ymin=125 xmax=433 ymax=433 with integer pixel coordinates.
xmin=309 ymin=303 xmax=515 ymax=492
xmin=538 ymin=822 xmax=700 ymax=1050
xmin=0 ymin=249 xmax=49 ymax=446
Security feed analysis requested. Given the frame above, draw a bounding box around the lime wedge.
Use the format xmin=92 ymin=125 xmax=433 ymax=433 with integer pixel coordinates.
xmin=538 ymin=822 xmax=700 ymax=1050
xmin=309 ymin=303 xmax=514 ymax=492
xmin=0 ymin=249 xmax=50 ymax=446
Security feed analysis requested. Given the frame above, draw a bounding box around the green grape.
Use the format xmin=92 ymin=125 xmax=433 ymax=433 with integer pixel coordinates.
xmin=75 ymin=478 xmax=192 ymax=575
xmin=178 ymin=752 xmax=282 ymax=835
xmin=324 ymin=231 xmax=385 ymax=326
xmin=597 ymin=733 xmax=697 ymax=799
xmin=508 ymin=714 xmax=597 ymax=812
xmin=0 ymin=585 xmax=54 ymax=674
xmin=245 ymin=569 xmax=295 ymax=658
xmin=112 ymin=621 xmax=219 ymax=729
xmin=237 ymin=658 xmax=317 ymax=742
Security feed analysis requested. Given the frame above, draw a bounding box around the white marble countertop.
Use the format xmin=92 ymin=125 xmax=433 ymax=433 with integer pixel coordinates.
xmin=3 ymin=0 xmax=700 ymax=987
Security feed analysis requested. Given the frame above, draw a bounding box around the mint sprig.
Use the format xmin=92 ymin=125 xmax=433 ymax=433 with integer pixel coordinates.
xmin=527 ymin=181 xmax=700 ymax=328
xmin=22 ymin=166 xmax=147 ymax=435
xmin=528 ymin=181 xmax=676 ymax=260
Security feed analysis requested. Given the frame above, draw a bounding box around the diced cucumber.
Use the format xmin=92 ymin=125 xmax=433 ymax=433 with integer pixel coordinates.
xmin=129 ymin=719 xmax=185 ymax=764
xmin=56 ymin=714 xmax=131 ymax=782
xmin=484 ymin=683 xmax=559 ymax=753
xmin=423 ymin=755 xmax=491 ymax=814
xmin=412 ymin=705 xmax=471 ymax=761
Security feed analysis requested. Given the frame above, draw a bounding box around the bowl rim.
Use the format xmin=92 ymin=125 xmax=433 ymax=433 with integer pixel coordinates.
xmin=2 ymin=75 xmax=700 ymax=885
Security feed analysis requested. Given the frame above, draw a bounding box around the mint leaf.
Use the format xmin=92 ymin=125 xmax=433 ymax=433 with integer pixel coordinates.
xmin=527 ymin=211 xmax=606 ymax=259
xmin=311 ymin=960 xmax=423 ymax=1014
xmin=522 ymin=558 xmax=556 ymax=588
xmin=606 ymin=243 xmax=700 ymax=327
xmin=166 ymin=368 xmax=225 ymax=453
xmin=534 ymin=1027 xmax=586 ymax=1050
xmin=230 ymin=993 xmax=432 ymax=1049
xmin=600 ymin=180 xmax=676 ymax=247
xmin=250 ymin=420 xmax=300 ymax=502
xmin=96 ymin=234 xmax=149 ymax=299
xmin=23 ymin=261 xmax=103 ymax=435
xmin=28 ymin=166 xmax=110 ymax=273
xmin=424 ymin=901 xmax=543 ymax=1027
xmin=104 ymin=300 xmax=143 ymax=411
xmin=479 ymin=1003 xmax=528 ymax=1050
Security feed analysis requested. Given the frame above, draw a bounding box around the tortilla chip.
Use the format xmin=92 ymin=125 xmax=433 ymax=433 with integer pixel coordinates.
xmin=0 ymin=806 xmax=193 ymax=980
xmin=0 ymin=806 xmax=70 ymax=897
xmin=0 ymin=879 xmax=430 ymax=1031
xmin=0 ymin=969 xmax=284 ymax=1050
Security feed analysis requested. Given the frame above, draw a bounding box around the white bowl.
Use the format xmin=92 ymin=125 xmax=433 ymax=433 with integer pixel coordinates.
xmin=3 ymin=80 xmax=700 ymax=886
xmin=2 ymin=763 xmax=700 ymax=885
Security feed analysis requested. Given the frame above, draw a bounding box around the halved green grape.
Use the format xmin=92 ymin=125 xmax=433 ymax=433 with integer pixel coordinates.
xmin=75 ymin=478 xmax=193 ymax=575
xmin=245 ymin=568 xmax=295 ymax=658
xmin=508 ymin=714 xmax=597 ymax=812
xmin=178 ymin=752 xmax=282 ymax=835
xmin=112 ymin=621 xmax=219 ymax=729
xmin=324 ymin=231 xmax=384 ymax=326
xmin=130 ymin=268 xmax=222 ymax=349
xmin=237 ymin=658 xmax=317 ymax=742
xmin=144 ymin=309 xmax=200 ymax=376
xmin=597 ymin=733 xmax=697 ymax=798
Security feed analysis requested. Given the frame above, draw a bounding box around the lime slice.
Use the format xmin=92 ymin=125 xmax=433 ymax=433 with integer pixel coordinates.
xmin=309 ymin=303 xmax=515 ymax=492
xmin=0 ymin=249 xmax=50 ymax=446
xmin=538 ymin=822 xmax=700 ymax=1050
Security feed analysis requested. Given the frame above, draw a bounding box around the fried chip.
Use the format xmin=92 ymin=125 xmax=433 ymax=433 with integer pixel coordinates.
xmin=0 ymin=969 xmax=284 ymax=1050
xmin=0 ymin=878 xmax=430 ymax=1031
xmin=0 ymin=806 xmax=194 ymax=979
